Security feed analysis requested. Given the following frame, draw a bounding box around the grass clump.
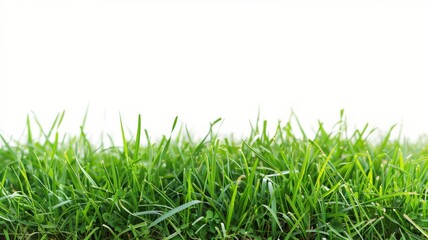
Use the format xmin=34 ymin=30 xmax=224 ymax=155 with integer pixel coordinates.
xmin=0 ymin=111 xmax=427 ymax=239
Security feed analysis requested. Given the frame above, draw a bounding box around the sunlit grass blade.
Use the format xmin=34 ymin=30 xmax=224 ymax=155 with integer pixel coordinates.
xmin=133 ymin=114 xmax=141 ymax=161
xmin=147 ymin=200 xmax=202 ymax=229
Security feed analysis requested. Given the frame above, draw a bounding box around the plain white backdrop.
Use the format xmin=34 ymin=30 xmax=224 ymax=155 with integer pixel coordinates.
xmin=1 ymin=0 xmax=428 ymax=142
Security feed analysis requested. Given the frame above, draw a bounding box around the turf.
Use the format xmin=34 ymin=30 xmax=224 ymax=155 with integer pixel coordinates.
xmin=0 ymin=111 xmax=427 ymax=239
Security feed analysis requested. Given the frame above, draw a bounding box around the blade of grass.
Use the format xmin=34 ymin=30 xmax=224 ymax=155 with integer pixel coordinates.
xmin=147 ymin=200 xmax=202 ymax=229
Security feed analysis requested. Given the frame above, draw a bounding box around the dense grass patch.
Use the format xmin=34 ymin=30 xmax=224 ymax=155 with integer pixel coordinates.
xmin=1 ymin=112 xmax=428 ymax=239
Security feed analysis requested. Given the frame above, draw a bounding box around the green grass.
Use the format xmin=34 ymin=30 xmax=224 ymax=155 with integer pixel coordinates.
xmin=1 ymin=111 xmax=428 ymax=239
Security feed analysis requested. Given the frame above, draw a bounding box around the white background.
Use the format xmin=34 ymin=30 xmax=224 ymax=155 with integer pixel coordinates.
xmin=1 ymin=0 xmax=428 ymax=143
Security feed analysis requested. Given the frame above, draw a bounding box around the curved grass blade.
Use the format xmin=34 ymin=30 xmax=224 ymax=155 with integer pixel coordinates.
xmin=148 ymin=200 xmax=202 ymax=229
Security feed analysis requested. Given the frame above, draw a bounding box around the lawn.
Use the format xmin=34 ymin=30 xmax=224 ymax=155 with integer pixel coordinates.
xmin=0 ymin=111 xmax=427 ymax=239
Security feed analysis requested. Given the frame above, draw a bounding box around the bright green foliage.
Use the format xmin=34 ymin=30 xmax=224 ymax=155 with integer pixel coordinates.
xmin=0 ymin=112 xmax=427 ymax=239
